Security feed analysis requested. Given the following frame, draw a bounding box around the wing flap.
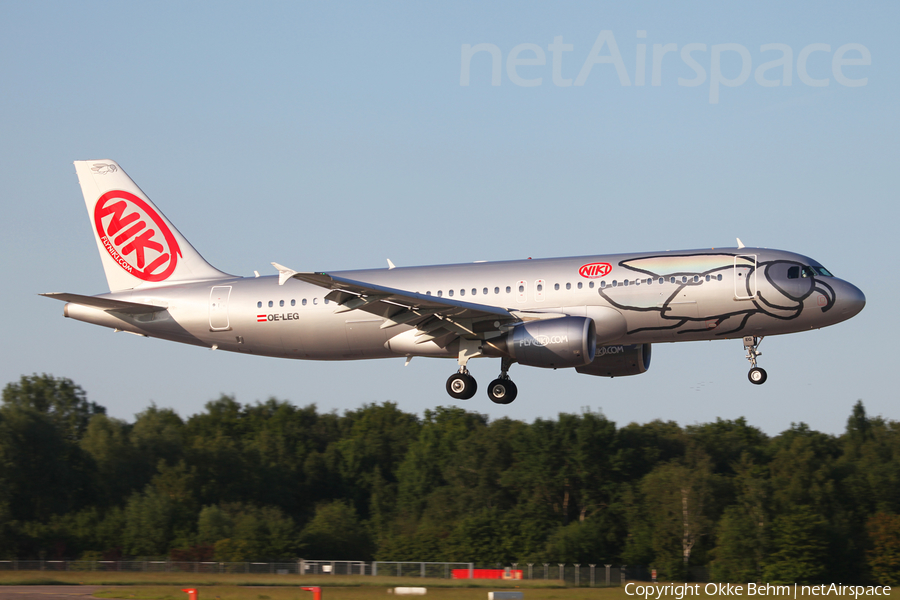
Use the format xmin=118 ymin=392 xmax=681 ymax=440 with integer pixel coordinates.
xmin=277 ymin=268 xmax=518 ymax=349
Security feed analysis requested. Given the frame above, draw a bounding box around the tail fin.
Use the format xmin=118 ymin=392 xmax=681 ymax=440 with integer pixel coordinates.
xmin=74 ymin=160 xmax=231 ymax=292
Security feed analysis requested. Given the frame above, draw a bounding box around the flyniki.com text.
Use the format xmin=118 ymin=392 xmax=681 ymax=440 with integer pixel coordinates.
xmin=460 ymin=31 xmax=871 ymax=103
xmin=625 ymin=583 xmax=892 ymax=600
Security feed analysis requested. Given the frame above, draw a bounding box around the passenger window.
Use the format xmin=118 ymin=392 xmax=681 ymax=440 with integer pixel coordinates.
xmin=280 ymin=300 xmax=284 ymax=307
xmin=670 ymin=277 xmax=675 ymax=284
xmin=518 ymin=285 xmax=524 ymax=293
xmin=705 ymin=275 xmax=710 ymax=282
xmin=612 ymin=281 xmax=618 ymax=287
xmin=600 ymin=280 xmax=606 ymax=288
xmin=506 ymin=286 xmax=511 ymax=293
xmin=324 ymin=299 xmax=329 ymax=304
xmin=553 ymin=283 xmax=559 ymax=290
xmin=659 ymin=277 xmax=664 ymax=284
xmin=257 ymin=301 xmax=262 ymax=308
xmin=537 ymin=284 xmax=543 ymax=292
xmin=449 ymin=290 xmax=455 ymax=297
xmin=682 ymin=276 xmax=687 ymax=283
xmin=438 ymin=290 xmax=443 ymax=297
xmin=589 ymin=281 xmax=594 ymax=288
xmin=623 ymin=280 xmax=628 ymax=287
xmin=291 ymin=299 xmax=296 ymax=306
xmin=302 ymin=299 xmax=307 ymax=306
xmin=693 ymin=276 xmax=699 ymax=283
xmin=717 ymin=274 xmax=722 ymax=281
xmin=566 ymin=283 xmax=571 ymax=290
xmin=460 ymin=289 xmax=465 ymax=296
xmin=426 ymin=291 xmax=431 ymax=295
xmin=577 ymin=282 xmax=583 ymax=289
xmin=268 ymin=301 xmax=273 ymax=308
xmin=313 ymin=298 xmax=318 ymax=305
xmin=483 ymin=287 xmax=488 ymax=295
xmin=494 ymin=287 xmax=500 ymax=294
xmin=472 ymin=288 xmax=477 ymax=296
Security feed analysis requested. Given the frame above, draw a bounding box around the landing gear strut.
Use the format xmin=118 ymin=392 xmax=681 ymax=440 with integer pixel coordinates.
xmin=487 ymin=357 xmax=518 ymax=404
xmin=447 ymin=339 xmax=481 ymax=400
xmin=743 ymin=336 xmax=767 ymax=385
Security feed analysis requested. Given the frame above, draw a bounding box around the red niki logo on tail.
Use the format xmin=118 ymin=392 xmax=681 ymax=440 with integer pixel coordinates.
xmin=93 ymin=190 xmax=182 ymax=281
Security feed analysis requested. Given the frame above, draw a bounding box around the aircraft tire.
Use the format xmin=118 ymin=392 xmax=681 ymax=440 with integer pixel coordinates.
xmin=748 ymin=367 xmax=767 ymax=385
xmin=447 ymin=372 xmax=477 ymax=399
xmin=488 ymin=378 xmax=517 ymax=404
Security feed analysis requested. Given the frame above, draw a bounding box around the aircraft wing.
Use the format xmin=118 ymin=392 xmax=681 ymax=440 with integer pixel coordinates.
xmin=40 ymin=293 xmax=168 ymax=315
xmin=274 ymin=264 xmax=517 ymax=344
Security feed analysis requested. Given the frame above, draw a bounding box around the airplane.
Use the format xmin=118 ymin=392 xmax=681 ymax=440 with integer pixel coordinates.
xmin=43 ymin=160 xmax=866 ymax=404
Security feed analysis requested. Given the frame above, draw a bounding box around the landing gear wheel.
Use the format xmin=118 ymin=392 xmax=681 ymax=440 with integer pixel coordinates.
xmin=446 ymin=372 xmax=477 ymax=399
xmin=488 ymin=378 xmax=518 ymax=404
xmin=748 ymin=367 xmax=767 ymax=385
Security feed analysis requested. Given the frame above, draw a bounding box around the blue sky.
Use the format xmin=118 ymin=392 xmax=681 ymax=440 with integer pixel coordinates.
xmin=1 ymin=1 xmax=896 ymax=435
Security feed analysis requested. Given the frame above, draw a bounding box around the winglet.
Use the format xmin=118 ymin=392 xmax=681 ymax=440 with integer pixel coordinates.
xmin=271 ymin=262 xmax=298 ymax=286
xmin=736 ymin=238 xmax=745 ymax=249
xmin=387 ymin=259 xmax=396 ymax=270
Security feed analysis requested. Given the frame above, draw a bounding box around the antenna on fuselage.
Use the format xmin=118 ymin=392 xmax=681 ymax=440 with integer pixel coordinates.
xmin=737 ymin=238 xmax=746 ymax=249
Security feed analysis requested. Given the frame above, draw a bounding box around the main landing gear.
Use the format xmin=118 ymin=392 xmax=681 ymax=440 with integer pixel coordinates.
xmin=743 ymin=336 xmax=767 ymax=385
xmin=487 ymin=357 xmax=517 ymax=405
xmin=446 ymin=368 xmax=477 ymax=400
xmin=445 ymin=356 xmax=518 ymax=404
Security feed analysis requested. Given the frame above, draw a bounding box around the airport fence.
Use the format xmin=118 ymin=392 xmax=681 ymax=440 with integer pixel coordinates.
xmin=0 ymin=560 xmax=682 ymax=585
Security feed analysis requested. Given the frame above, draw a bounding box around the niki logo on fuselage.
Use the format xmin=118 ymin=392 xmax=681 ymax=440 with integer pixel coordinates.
xmin=94 ymin=190 xmax=181 ymax=282
xmin=579 ymin=262 xmax=612 ymax=278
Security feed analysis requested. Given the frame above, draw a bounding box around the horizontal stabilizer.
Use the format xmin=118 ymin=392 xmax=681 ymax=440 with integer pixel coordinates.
xmin=40 ymin=293 xmax=168 ymax=315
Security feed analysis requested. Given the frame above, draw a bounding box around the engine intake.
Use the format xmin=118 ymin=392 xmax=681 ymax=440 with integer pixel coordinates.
xmin=576 ymin=343 xmax=652 ymax=377
xmin=484 ymin=316 xmax=596 ymax=369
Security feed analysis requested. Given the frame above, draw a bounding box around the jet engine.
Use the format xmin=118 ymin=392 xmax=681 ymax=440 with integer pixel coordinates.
xmin=575 ymin=343 xmax=652 ymax=377
xmin=484 ymin=316 xmax=596 ymax=369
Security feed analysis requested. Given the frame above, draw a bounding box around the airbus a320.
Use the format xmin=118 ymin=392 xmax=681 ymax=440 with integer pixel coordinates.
xmin=43 ymin=160 xmax=866 ymax=404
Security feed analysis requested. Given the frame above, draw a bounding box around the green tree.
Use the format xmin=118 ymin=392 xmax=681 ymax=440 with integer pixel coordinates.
xmin=298 ymin=500 xmax=371 ymax=560
xmin=866 ymin=512 xmax=900 ymax=585
xmin=640 ymin=456 xmax=715 ymax=580
xmin=762 ymin=506 xmax=828 ymax=583
xmin=2 ymin=374 xmax=104 ymax=441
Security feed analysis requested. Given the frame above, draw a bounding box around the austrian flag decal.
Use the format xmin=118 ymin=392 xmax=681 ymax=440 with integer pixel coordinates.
xmin=257 ymin=315 xmax=267 ymax=322
xmin=94 ymin=190 xmax=181 ymax=281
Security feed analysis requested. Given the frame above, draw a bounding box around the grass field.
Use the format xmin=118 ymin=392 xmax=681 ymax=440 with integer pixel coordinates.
xmin=0 ymin=572 xmax=895 ymax=600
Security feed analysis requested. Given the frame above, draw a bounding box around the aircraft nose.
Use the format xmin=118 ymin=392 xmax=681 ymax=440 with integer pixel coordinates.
xmin=837 ymin=281 xmax=866 ymax=319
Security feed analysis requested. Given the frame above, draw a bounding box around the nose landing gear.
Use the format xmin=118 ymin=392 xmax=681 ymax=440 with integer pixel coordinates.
xmin=743 ymin=336 xmax=767 ymax=385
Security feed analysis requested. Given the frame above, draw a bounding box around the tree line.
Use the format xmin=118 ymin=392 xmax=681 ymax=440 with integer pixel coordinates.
xmin=0 ymin=374 xmax=898 ymax=584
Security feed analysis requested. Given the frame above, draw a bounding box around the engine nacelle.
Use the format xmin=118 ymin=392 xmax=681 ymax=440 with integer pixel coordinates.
xmin=484 ymin=316 xmax=596 ymax=369
xmin=575 ymin=343 xmax=651 ymax=377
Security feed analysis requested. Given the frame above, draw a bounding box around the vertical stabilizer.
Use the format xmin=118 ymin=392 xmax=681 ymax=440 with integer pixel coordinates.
xmin=74 ymin=160 xmax=231 ymax=292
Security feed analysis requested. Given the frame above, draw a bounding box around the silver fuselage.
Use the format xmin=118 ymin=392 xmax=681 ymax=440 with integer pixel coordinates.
xmin=62 ymin=247 xmax=866 ymax=362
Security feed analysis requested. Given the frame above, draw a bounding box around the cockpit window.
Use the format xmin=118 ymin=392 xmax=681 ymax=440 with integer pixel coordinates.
xmin=787 ymin=265 xmax=833 ymax=279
